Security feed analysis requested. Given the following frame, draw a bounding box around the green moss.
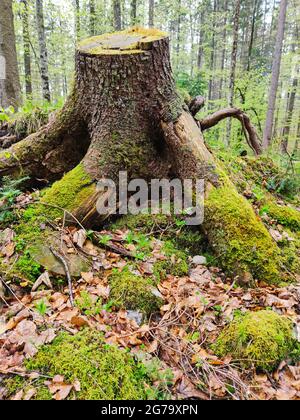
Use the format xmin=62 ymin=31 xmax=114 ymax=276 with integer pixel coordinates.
xmin=40 ymin=164 xmax=95 ymax=219
xmin=14 ymin=253 xmax=42 ymax=282
xmin=205 ymin=186 xmax=282 ymax=284
xmin=264 ymin=201 xmax=300 ymax=231
xmin=214 ymin=310 xmax=295 ymax=371
xmin=79 ymin=27 xmax=167 ymax=55
xmin=4 ymin=329 xmax=150 ymax=400
xmin=108 ymin=266 xmax=162 ymax=317
xmin=153 ymin=241 xmax=189 ymax=281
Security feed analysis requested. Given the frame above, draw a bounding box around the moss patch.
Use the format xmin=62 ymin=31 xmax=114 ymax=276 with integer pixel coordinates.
xmin=4 ymin=329 xmax=150 ymax=400
xmin=153 ymin=241 xmax=189 ymax=281
xmin=264 ymin=201 xmax=300 ymax=231
xmin=204 ymin=186 xmax=282 ymax=284
xmin=108 ymin=266 xmax=162 ymax=317
xmin=214 ymin=310 xmax=295 ymax=371
xmin=40 ymin=163 xmax=95 ymax=219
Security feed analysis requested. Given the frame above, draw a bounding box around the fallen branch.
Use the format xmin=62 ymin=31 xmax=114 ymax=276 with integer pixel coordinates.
xmin=199 ymin=107 xmax=263 ymax=155
xmin=50 ymin=247 xmax=74 ymax=307
xmin=92 ymin=232 xmax=135 ymax=259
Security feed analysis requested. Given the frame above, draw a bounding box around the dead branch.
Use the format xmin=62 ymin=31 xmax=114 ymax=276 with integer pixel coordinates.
xmin=50 ymin=247 xmax=74 ymax=307
xmin=199 ymin=107 xmax=263 ymax=155
xmin=189 ymin=95 xmax=205 ymax=116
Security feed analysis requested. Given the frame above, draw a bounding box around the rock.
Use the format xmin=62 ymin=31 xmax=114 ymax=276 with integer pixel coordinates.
xmin=192 ymin=255 xmax=207 ymax=266
xmin=126 ymin=310 xmax=143 ymax=326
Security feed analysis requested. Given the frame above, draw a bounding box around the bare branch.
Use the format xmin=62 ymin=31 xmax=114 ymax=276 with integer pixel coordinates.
xmin=199 ymin=107 xmax=263 ymax=155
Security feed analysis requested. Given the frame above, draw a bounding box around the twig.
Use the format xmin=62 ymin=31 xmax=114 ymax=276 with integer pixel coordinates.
xmin=50 ymin=247 xmax=74 ymax=307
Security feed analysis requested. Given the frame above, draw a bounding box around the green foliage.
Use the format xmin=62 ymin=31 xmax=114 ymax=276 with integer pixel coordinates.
xmin=175 ymin=71 xmax=207 ymax=98
xmin=0 ymin=106 xmax=15 ymax=122
xmin=0 ymin=176 xmax=29 ymax=223
xmin=7 ymin=329 xmax=152 ymax=400
xmin=35 ymin=300 xmax=48 ymax=316
xmin=108 ymin=266 xmax=162 ymax=317
xmin=214 ymin=310 xmax=295 ymax=371
xmin=76 ymin=290 xmax=102 ymax=316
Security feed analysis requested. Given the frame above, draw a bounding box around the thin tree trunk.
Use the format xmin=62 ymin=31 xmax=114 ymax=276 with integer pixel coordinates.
xmin=21 ymin=0 xmax=32 ymax=99
xmin=89 ymin=0 xmax=96 ymax=36
xmin=208 ymin=0 xmax=217 ymax=107
xmin=219 ymin=0 xmax=228 ymax=100
xmin=281 ymin=73 xmax=298 ymax=153
xmin=130 ymin=0 xmax=137 ymax=26
xmin=262 ymin=0 xmax=288 ymax=149
xmin=225 ymin=0 xmax=240 ymax=146
xmin=74 ymin=0 xmax=81 ymax=40
xmin=148 ymin=0 xmax=154 ymax=27
xmin=36 ymin=0 xmax=51 ymax=102
xmin=246 ymin=0 xmax=259 ymax=72
xmin=0 ymin=0 xmax=21 ymax=108
xmin=113 ymin=0 xmax=122 ymax=31
xmin=197 ymin=8 xmax=204 ymax=70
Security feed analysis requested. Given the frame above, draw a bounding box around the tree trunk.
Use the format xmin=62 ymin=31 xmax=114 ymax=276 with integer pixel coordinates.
xmin=148 ymin=0 xmax=154 ymax=27
xmin=262 ymin=0 xmax=288 ymax=150
xmin=130 ymin=0 xmax=137 ymax=26
xmin=74 ymin=0 xmax=81 ymax=40
xmin=0 ymin=0 xmax=21 ymax=108
xmin=225 ymin=0 xmax=240 ymax=146
xmin=281 ymin=73 xmax=298 ymax=153
xmin=36 ymin=0 xmax=51 ymax=102
xmin=246 ymin=0 xmax=258 ymax=72
xmin=89 ymin=0 xmax=96 ymax=36
xmin=0 ymin=28 xmax=283 ymax=284
xmin=21 ymin=0 xmax=32 ymax=99
xmin=113 ymin=0 xmax=122 ymax=31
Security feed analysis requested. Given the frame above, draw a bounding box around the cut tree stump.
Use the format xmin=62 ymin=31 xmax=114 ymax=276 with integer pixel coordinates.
xmin=0 ymin=28 xmax=284 ymax=283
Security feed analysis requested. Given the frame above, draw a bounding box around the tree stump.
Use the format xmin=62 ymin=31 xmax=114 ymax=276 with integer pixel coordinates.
xmin=0 ymin=28 xmax=283 ymax=283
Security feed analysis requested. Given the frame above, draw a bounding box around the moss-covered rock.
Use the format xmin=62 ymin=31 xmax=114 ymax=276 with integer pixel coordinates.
xmin=4 ymin=329 xmax=151 ymax=400
xmin=204 ymin=186 xmax=282 ymax=284
xmin=108 ymin=266 xmax=163 ymax=317
xmin=214 ymin=310 xmax=295 ymax=371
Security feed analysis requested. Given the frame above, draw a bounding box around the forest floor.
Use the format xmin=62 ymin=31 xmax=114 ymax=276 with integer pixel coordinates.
xmin=0 ymin=151 xmax=299 ymax=400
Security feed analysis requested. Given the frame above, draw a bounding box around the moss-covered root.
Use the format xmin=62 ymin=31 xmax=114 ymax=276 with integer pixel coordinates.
xmin=4 ymin=329 xmax=149 ymax=400
xmin=108 ymin=266 xmax=163 ymax=317
xmin=214 ymin=310 xmax=295 ymax=371
xmin=204 ymin=186 xmax=282 ymax=284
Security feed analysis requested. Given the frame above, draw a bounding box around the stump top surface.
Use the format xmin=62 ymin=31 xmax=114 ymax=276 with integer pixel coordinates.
xmin=78 ymin=27 xmax=168 ymax=55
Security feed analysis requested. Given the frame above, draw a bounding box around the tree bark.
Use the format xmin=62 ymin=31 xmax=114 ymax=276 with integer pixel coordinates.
xmin=113 ymin=0 xmax=122 ymax=31
xmin=262 ymin=0 xmax=288 ymax=150
xmin=36 ymin=0 xmax=51 ymax=102
xmin=281 ymin=72 xmax=298 ymax=153
xmin=0 ymin=0 xmax=21 ymax=108
xmin=21 ymin=0 xmax=32 ymax=99
xmin=225 ymin=0 xmax=240 ymax=146
xmin=130 ymin=0 xmax=138 ymax=26
xmin=89 ymin=0 xmax=96 ymax=36
xmin=148 ymin=0 xmax=154 ymax=27
xmin=0 ymin=28 xmax=283 ymax=283
xmin=74 ymin=0 xmax=81 ymax=40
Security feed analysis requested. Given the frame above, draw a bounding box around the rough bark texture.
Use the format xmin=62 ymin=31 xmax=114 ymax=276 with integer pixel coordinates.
xmin=21 ymin=0 xmax=32 ymax=99
xmin=0 ymin=28 xmax=284 ymax=283
xmin=36 ymin=0 xmax=51 ymax=102
xmin=262 ymin=0 xmax=288 ymax=149
xmin=0 ymin=0 xmax=21 ymax=108
xmin=225 ymin=0 xmax=240 ymax=146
